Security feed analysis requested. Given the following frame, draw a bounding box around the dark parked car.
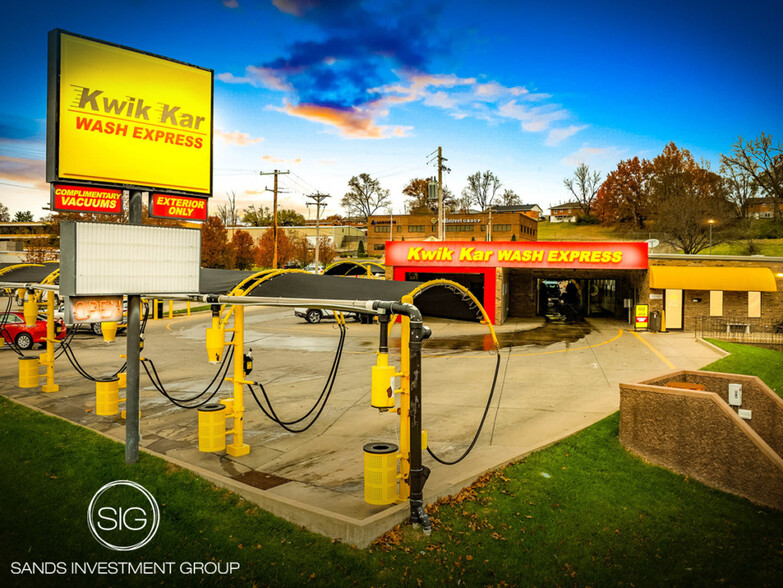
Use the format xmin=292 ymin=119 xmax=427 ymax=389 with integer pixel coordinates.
xmin=0 ymin=311 xmax=67 ymax=350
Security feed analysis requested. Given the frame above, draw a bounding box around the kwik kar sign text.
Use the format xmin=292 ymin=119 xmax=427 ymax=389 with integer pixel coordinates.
xmin=386 ymin=241 xmax=649 ymax=270
xmin=47 ymin=30 xmax=213 ymax=196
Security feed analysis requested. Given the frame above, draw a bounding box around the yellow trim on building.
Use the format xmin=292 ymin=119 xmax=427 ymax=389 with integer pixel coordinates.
xmin=649 ymin=266 xmax=777 ymax=292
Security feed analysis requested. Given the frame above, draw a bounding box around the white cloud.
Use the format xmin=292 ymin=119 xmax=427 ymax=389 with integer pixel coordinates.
xmin=561 ymin=146 xmax=623 ymax=167
xmin=214 ymin=129 xmax=264 ymax=145
xmin=497 ymin=100 xmax=568 ymax=132
xmin=545 ymin=125 xmax=589 ymax=146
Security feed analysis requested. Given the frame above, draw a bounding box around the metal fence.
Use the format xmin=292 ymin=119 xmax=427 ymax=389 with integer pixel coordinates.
xmin=694 ymin=315 xmax=783 ymax=347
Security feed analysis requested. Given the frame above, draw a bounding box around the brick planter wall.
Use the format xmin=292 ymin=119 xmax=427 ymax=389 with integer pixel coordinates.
xmin=619 ymin=371 xmax=783 ymax=510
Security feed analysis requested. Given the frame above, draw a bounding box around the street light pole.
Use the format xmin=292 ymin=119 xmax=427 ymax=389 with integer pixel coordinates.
xmin=708 ymin=219 xmax=715 ymax=254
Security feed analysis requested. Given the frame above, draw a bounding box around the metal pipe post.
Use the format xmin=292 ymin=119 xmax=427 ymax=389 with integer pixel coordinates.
xmin=125 ymin=190 xmax=143 ymax=464
xmin=408 ymin=314 xmax=431 ymax=530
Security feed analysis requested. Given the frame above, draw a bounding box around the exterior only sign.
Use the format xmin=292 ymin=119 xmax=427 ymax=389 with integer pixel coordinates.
xmin=385 ymin=241 xmax=649 ymax=270
xmin=46 ymin=29 xmax=213 ymax=197
xmin=149 ymin=194 xmax=208 ymax=221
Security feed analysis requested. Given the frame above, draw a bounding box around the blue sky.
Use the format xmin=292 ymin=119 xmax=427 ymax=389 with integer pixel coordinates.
xmin=1 ymin=0 xmax=781 ymax=220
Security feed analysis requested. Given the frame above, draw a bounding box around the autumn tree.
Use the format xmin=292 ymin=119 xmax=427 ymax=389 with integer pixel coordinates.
xmin=317 ymin=236 xmax=337 ymax=265
xmin=201 ymin=215 xmax=231 ymax=268
xmin=255 ymin=228 xmax=294 ymax=268
xmin=594 ymin=157 xmax=653 ymax=227
xmin=403 ymin=178 xmax=456 ymax=213
xmin=291 ymin=234 xmax=312 ymax=267
xmin=242 ymin=204 xmax=272 ymax=226
xmin=341 ymin=173 xmax=390 ymax=221
xmin=721 ymin=133 xmax=783 ymax=221
xmin=461 ymin=171 xmax=501 ymax=211
xmin=230 ymin=229 xmax=256 ymax=270
xmin=650 ymin=143 xmax=733 ymax=254
xmin=564 ymin=163 xmax=602 ymax=218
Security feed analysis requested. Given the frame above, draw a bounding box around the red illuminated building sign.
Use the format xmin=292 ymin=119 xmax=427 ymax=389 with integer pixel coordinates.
xmin=385 ymin=241 xmax=648 ymax=270
xmin=150 ymin=194 xmax=208 ymax=221
xmin=51 ymin=184 xmax=123 ymax=214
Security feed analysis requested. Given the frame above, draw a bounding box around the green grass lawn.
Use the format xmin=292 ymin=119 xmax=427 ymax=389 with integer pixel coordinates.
xmin=2 ymin=391 xmax=782 ymax=586
xmin=702 ymin=338 xmax=783 ymax=397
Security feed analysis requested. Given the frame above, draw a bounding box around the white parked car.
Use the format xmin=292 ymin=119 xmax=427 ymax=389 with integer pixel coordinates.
xmin=294 ymin=307 xmax=364 ymax=324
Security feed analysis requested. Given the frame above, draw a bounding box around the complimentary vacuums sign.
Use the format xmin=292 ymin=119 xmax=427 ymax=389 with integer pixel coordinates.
xmin=51 ymin=184 xmax=123 ymax=214
xmin=46 ymin=29 xmax=213 ymax=196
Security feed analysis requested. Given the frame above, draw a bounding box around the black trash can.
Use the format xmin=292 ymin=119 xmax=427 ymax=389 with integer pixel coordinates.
xmin=649 ymin=311 xmax=661 ymax=333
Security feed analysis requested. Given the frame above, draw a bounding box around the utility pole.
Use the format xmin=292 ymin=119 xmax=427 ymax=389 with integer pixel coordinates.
xmin=428 ymin=147 xmax=450 ymax=241
xmin=306 ymin=193 xmax=329 ymax=273
xmin=259 ymin=169 xmax=290 ymax=268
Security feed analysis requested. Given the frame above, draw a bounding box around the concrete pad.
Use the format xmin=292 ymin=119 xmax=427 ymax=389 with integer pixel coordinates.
xmin=0 ymin=306 xmax=725 ymax=547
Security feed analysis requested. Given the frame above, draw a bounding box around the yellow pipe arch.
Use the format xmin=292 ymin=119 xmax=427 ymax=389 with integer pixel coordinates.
xmin=220 ymin=268 xmax=309 ymax=327
xmin=388 ymin=278 xmax=500 ymax=351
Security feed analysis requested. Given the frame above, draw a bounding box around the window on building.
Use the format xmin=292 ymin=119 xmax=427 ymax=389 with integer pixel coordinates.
xmin=396 ymin=225 xmax=402 ymax=232
xmin=374 ymin=225 xmax=390 ymax=233
xmin=374 ymin=243 xmax=386 ymax=251
xmin=709 ymin=291 xmax=723 ymax=316
xmin=480 ymin=225 xmax=486 ymax=232
xmin=493 ymin=224 xmax=511 ymax=232
xmin=446 ymin=224 xmax=475 ymax=232
xmin=748 ymin=291 xmax=761 ymax=318
xmin=408 ymin=225 xmax=426 ymax=232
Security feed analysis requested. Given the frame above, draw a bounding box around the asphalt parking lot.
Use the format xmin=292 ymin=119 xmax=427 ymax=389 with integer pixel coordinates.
xmin=0 ymin=303 xmax=725 ymax=545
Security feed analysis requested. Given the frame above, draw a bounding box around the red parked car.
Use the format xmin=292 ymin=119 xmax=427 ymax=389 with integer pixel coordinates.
xmin=0 ymin=311 xmax=67 ymax=350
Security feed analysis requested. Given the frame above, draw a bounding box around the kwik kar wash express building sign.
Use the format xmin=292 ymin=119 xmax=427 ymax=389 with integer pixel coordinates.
xmin=46 ymin=29 xmax=212 ymax=218
xmin=386 ymin=241 xmax=648 ymax=270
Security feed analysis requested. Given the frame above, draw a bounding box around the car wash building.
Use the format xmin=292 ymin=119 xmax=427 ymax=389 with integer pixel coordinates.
xmin=385 ymin=240 xmax=649 ymax=324
xmin=384 ymin=241 xmax=783 ymax=329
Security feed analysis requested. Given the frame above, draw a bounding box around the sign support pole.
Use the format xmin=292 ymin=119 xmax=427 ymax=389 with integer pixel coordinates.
xmin=125 ymin=190 xmax=143 ymax=464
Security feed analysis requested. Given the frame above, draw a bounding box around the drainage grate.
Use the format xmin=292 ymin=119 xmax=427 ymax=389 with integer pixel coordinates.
xmin=231 ymin=470 xmax=291 ymax=490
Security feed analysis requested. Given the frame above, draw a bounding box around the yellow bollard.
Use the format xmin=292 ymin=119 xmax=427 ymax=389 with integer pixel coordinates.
xmin=187 ymin=301 xmax=191 ymax=316
xmin=198 ymin=404 xmax=228 ymax=452
xmin=364 ymin=442 xmax=399 ymax=505
xmin=95 ymin=377 xmax=120 ymax=416
xmin=118 ymin=371 xmax=127 ymax=388
xmin=18 ymin=357 xmax=40 ymax=388
xmin=225 ymin=304 xmax=250 ymax=457
xmin=23 ymin=298 xmax=38 ymax=327
xmin=101 ymin=321 xmax=118 ymax=343
xmin=168 ymin=300 xmax=173 ymax=319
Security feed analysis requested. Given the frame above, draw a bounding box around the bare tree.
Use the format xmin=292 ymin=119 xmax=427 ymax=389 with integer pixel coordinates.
xmin=720 ymin=160 xmax=758 ymax=218
xmin=0 ymin=202 xmax=11 ymax=221
xmin=340 ymin=173 xmax=390 ymax=221
xmin=720 ymin=133 xmax=781 ymax=220
xmin=564 ymin=163 xmax=602 ymax=217
xmin=216 ymin=190 xmax=239 ymax=227
xmin=498 ymin=189 xmax=521 ymax=206
xmin=461 ymin=171 xmax=502 ymax=211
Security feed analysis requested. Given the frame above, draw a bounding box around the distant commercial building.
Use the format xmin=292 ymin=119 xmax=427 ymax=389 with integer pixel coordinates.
xmin=227 ymin=225 xmax=366 ymax=254
xmin=0 ymin=222 xmax=52 ymax=263
xmin=367 ymin=211 xmax=538 ymax=254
